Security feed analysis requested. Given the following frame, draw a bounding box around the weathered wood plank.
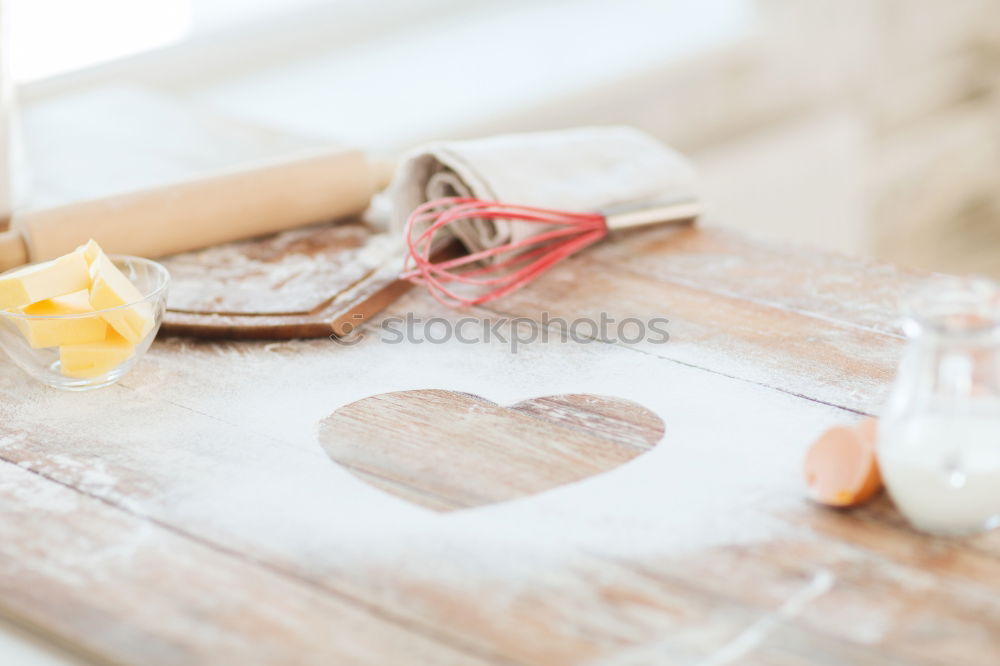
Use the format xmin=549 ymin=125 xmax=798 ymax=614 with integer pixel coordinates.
xmin=614 ymin=534 xmax=1000 ymax=665
xmin=473 ymin=227 xmax=907 ymax=413
xmin=2 ymin=316 xmax=967 ymax=666
xmin=0 ymin=182 xmax=981 ymax=666
xmin=0 ymin=460 xmax=509 ymax=666
xmin=591 ymin=225 xmax=923 ymax=335
xmin=0 ymin=321 xmax=865 ymax=665
xmin=319 ymin=390 xmax=664 ymax=511
xmin=0 ymin=317 xmax=993 ymax=665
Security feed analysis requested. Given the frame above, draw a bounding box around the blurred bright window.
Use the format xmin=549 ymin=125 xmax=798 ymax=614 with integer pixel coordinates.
xmin=7 ymin=0 xmax=424 ymax=83
xmin=7 ymin=0 xmax=752 ymax=87
xmin=8 ymin=0 xmax=189 ymax=82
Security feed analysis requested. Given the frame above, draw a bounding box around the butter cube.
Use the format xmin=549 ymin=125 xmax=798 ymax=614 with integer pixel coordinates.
xmin=14 ymin=290 xmax=108 ymax=348
xmin=59 ymin=330 xmax=135 ymax=378
xmin=0 ymin=252 xmax=91 ymax=310
xmin=80 ymin=239 xmax=104 ymax=266
xmin=88 ymin=254 xmax=153 ymax=344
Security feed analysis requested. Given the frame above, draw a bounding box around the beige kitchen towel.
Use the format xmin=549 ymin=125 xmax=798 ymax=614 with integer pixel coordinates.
xmin=389 ymin=126 xmax=700 ymax=256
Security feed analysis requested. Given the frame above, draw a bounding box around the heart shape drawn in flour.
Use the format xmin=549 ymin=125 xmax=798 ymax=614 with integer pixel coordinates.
xmin=318 ymin=389 xmax=665 ymax=512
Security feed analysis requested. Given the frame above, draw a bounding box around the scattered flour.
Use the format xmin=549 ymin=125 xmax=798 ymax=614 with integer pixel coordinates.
xmin=0 ymin=294 xmax=859 ymax=632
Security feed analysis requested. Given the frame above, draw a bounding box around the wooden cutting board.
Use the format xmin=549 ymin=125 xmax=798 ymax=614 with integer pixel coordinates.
xmin=18 ymin=87 xmax=411 ymax=341
xmin=160 ymin=219 xmax=411 ymax=339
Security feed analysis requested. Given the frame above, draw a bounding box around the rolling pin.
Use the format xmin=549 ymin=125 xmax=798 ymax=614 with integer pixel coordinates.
xmin=0 ymin=146 xmax=396 ymax=271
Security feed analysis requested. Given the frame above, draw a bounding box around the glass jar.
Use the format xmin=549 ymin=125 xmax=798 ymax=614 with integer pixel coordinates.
xmin=879 ymin=277 xmax=1000 ymax=535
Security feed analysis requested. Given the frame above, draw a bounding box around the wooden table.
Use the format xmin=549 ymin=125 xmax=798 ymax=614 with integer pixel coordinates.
xmin=3 ymin=85 xmax=998 ymax=665
xmin=4 ymin=212 xmax=1000 ymax=665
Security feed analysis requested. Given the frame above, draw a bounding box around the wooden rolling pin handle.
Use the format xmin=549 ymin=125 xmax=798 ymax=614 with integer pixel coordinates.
xmin=602 ymin=197 xmax=704 ymax=232
xmin=0 ymin=147 xmax=395 ymax=272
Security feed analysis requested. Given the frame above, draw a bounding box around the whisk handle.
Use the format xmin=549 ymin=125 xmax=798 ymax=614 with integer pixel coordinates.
xmin=603 ymin=197 xmax=703 ymax=231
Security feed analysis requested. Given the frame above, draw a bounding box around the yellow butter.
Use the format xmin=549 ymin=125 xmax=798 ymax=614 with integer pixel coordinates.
xmin=59 ymin=330 xmax=135 ymax=379
xmin=0 ymin=251 xmax=91 ymax=310
xmin=88 ymin=253 xmax=153 ymax=344
xmin=80 ymin=239 xmax=104 ymax=266
xmin=14 ymin=290 xmax=108 ymax=348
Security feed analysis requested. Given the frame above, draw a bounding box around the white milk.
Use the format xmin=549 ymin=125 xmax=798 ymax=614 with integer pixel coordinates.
xmin=880 ymin=416 xmax=1000 ymax=535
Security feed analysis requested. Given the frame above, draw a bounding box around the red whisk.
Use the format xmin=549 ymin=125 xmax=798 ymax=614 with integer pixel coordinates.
xmin=401 ymin=196 xmax=702 ymax=307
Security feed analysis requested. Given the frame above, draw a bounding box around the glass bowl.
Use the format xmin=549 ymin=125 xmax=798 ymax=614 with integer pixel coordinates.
xmin=0 ymin=256 xmax=170 ymax=391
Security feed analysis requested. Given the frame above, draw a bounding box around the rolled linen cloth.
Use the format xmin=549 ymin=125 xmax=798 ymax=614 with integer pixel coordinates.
xmin=389 ymin=126 xmax=701 ymax=256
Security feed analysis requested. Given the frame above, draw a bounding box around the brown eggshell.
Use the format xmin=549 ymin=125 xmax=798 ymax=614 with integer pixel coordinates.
xmin=804 ymin=418 xmax=882 ymax=507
